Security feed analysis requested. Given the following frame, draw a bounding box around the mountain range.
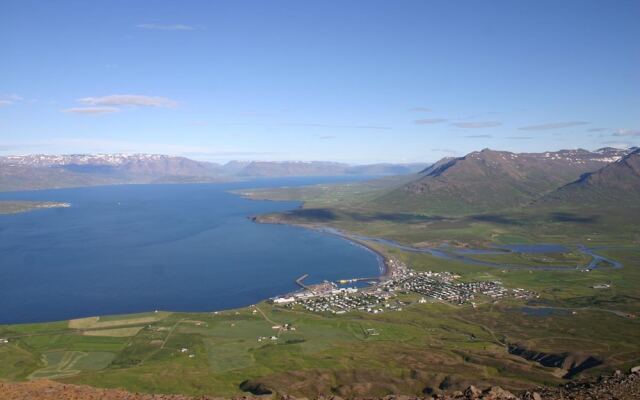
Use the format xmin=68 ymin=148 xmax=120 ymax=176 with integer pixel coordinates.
xmin=0 ymin=154 xmax=428 ymax=192
xmin=367 ymin=147 xmax=637 ymax=215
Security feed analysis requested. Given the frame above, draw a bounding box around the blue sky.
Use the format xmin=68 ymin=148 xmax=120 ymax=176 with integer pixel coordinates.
xmin=1 ymin=0 xmax=639 ymax=163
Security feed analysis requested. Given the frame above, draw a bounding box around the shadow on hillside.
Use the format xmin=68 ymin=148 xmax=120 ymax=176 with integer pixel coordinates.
xmin=346 ymin=211 xmax=448 ymax=223
xmin=550 ymin=212 xmax=599 ymax=224
xmin=285 ymin=208 xmax=448 ymax=223
xmin=285 ymin=208 xmax=338 ymax=221
xmin=468 ymin=214 xmax=523 ymax=225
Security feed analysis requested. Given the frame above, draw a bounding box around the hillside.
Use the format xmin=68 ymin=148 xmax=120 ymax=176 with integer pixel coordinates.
xmin=538 ymin=149 xmax=640 ymax=207
xmin=369 ymin=148 xmax=632 ymax=215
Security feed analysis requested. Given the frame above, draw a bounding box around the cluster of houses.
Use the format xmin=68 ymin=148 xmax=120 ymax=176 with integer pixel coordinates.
xmin=389 ymin=270 xmax=536 ymax=304
xmin=295 ymin=291 xmax=398 ymax=314
xmin=271 ymin=260 xmax=537 ymax=313
xmin=403 ymin=275 xmax=506 ymax=303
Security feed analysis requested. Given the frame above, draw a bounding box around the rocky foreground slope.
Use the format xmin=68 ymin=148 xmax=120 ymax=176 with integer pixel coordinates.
xmin=2 ymin=368 xmax=639 ymax=400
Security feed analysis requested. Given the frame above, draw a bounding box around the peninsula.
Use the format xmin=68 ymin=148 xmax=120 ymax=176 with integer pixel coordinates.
xmin=0 ymin=201 xmax=71 ymax=215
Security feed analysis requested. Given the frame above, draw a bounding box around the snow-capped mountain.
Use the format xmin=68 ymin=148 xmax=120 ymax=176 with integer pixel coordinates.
xmin=0 ymin=153 xmax=184 ymax=167
xmin=0 ymin=154 xmax=225 ymax=191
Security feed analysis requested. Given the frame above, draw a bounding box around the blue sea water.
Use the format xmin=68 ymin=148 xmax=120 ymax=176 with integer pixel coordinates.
xmin=0 ymin=177 xmax=381 ymax=324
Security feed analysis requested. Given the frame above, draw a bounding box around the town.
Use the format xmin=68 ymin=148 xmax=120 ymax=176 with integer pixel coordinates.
xmin=272 ymin=257 xmax=537 ymax=314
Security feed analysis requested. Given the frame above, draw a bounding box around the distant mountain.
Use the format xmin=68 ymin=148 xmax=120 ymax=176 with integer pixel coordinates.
xmin=0 ymin=154 xmax=225 ymax=191
xmin=230 ymin=161 xmax=428 ymax=177
xmin=538 ymin=148 xmax=640 ymax=206
xmin=0 ymin=154 xmax=428 ymax=191
xmin=235 ymin=161 xmax=349 ymax=177
xmin=0 ymin=154 xmax=221 ymax=175
xmin=346 ymin=163 xmax=428 ymax=176
xmin=369 ymin=147 xmax=633 ymax=215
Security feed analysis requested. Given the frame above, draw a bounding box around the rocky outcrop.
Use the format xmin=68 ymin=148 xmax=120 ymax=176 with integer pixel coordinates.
xmin=239 ymin=380 xmax=273 ymax=395
xmin=507 ymin=344 xmax=602 ymax=378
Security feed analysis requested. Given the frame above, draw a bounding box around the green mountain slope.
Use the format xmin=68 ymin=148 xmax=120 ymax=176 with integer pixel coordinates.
xmin=539 ymin=149 xmax=640 ymax=207
xmin=369 ymin=148 xmax=631 ymax=215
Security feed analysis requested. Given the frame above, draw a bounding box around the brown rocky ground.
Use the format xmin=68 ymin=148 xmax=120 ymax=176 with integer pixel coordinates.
xmin=1 ymin=368 xmax=639 ymax=400
xmin=0 ymin=380 xmax=223 ymax=400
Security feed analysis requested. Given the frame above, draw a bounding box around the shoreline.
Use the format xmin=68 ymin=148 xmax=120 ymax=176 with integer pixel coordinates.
xmin=249 ymin=215 xmax=395 ymax=280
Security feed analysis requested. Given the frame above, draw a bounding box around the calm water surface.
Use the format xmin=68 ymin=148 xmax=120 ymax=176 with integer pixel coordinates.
xmin=0 ymin=177 xmax=380 ymax=324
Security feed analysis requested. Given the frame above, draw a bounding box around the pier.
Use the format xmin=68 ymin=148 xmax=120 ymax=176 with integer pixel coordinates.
xmin=295 ymin=274 xmax=310 ymax=290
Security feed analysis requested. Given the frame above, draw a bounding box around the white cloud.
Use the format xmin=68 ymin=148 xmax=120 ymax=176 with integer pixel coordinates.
xmin=0 ymin=94 xmax=23 ymax=106
xmin=519 ymin=121 xmax=588 ymax=131
xmin=414 ymin=118 xmax=447 ymax=125
xmin=452 ymin=121 xmax=502 ymax=129
xmin=0 ymin=138 xmax=214 ymax=156
xmin=612 ymin=128 xmax=640 ymax=137
xmin=431 ymin=148 xmax=458 ymax=155
xmin=278 ymin=122 xmax=390 ymax=130
xmin=63 ymin=107 xmax=119 ymax=115
xmin=601 ymin=141 xmax=634 ymax=149
xmin=136 ymin=24 xmax=196 ymax=31
xmin=78 ymin=94 xmax=178 ymax=108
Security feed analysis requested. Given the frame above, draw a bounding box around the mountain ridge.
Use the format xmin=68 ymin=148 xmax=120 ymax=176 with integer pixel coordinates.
xmin=367 ymin=147 xmax=634 ymax=215
xmin=0 ymin=154 xmax=429 ymax=192
xmin=537 ymin=148 xmax=640 ymax=207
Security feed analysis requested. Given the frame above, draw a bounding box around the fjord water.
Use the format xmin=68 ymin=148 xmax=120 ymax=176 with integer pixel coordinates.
xmin=0 ymin=178 xmax=380 ymax=324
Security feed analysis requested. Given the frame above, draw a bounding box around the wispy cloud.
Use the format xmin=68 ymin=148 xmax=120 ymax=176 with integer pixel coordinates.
xmin=588 ymin=128 xmax=608 ymax=132
xmin=431 ymin=148 xmax=457 ymax=155
xmin=318 ymin=135 xmax=336 ymax=139
xmin=183 ymin=150 xmax=280 ymax=158
xmin=63 ymin=107 xmax=119 ymax=115
xmin=0 ymin=143 xmax=43 ymax=152
xmin=136 ymin=23 xmax=197 ymax=31
xmin=601 ymin=140 xmax=634 ymax=149
xmin=519 ymin=121 xmax=588 ymax=131
xmin=452 ymin=121 xmax=502 ymax=129
xmin=414 ymin=118 xmax=447 ymax=125
xmin=278 ymin=122 xmax=391 ymax=130
xmin=409 ymin=107 xmax=431 ymax=112
xmin=0 ymin=94 xmax=23 ymax=107
xmin=78 ymin=94 xmax=178 ymax=108
xmin=506 ymin=136 xmax=533 ymax=140
xmin=612 ymin=128 xmax=640 ymax=137
xmin=464 ymin=134 xmax=493 ymax=138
